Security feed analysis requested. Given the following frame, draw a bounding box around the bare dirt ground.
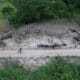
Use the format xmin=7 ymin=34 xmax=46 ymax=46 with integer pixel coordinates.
xmin=0 ymin=19 xmax=80 ymax=50
xmin=0 ymin=19 xmax=80 ymax=67
xmin=0 ymin=19 xmax=12 ymax=31
xmin=0 ymin=49 xmax=80 ymax=69
xmin=0 ymin=49 xmax=80 ymax=58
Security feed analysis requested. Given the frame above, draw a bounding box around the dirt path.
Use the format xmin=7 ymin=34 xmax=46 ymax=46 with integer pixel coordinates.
xmin=0 ymin=49 xmax=80 ymax=58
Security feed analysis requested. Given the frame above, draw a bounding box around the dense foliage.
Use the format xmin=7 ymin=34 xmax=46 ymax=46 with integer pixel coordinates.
xmin=0 ymin=58 xmax=80 ymax=80
xmin=1 ymin=6 xmax=14 ymax=15
xmin=1 ymin=0 xmax=80 ymax=28
xmin=0 ymin=0 xmax=15 ymax=19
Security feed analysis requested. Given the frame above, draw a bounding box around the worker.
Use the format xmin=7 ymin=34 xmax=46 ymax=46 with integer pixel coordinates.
xmin=19 ymin=48 xmax=22 ymax=53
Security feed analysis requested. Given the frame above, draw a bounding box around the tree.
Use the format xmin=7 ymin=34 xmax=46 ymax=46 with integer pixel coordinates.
xmin=7 ymin=0 xmax=80 ymax=28
xmin=8 ymin=0 xmax=55 ymax=27
xmin=1 ymin=6 xmax=14 ymax=15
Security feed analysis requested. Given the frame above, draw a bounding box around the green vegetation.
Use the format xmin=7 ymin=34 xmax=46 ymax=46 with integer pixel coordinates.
xmin=0 ymin=58 xmax=80 ymax=80
xmin=0 ymin=0 xmax=80 ymax=28
xmin=0 ymin=0 xmax=14 ymax=19
xmin=7 ymin=0 xmax=80 ymax=28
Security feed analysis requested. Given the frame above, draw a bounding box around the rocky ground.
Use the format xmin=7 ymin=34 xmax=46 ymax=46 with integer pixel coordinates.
xmin=0 ymin=19 xmax=80 ymax=50
xmin=0 ymin=19 xmax=80 ymax=68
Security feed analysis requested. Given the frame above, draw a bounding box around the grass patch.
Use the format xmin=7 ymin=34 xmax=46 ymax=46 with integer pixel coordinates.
xmin=0 ymin=58 xmax=80 ymax=80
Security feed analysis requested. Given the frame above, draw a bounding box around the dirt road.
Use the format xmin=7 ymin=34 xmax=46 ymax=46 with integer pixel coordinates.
xmin=0 ymin=49 xmax=80 ymax=58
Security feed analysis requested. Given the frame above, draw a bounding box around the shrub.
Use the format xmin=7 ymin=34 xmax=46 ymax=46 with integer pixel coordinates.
xmin=0 ymin=58 xmax=80 ymax=80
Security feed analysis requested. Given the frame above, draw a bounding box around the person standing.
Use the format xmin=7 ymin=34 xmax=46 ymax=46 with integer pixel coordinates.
xmin=19 ymin=48 xmax=22 ymax=53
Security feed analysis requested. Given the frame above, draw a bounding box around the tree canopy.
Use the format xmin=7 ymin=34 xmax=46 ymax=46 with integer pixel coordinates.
xmin=4 ymin=0 xmax=80 ymax=28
